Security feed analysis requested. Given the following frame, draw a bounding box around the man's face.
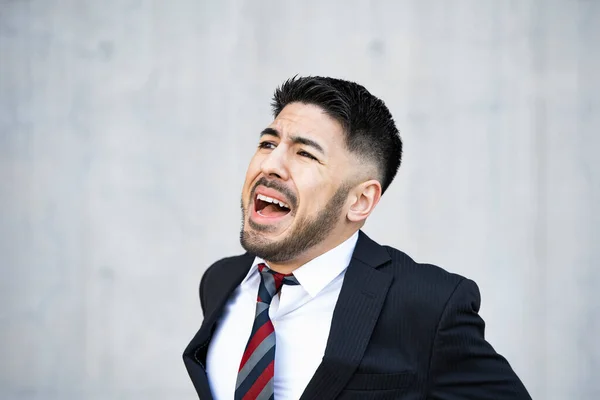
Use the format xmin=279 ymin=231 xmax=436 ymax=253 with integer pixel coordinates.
xmin=240 ymin=102 xmax=356 ymax=263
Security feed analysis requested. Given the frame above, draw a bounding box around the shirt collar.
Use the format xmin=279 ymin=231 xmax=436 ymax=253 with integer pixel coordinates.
xmin=241 ymin=231 xmax=359 ymax=298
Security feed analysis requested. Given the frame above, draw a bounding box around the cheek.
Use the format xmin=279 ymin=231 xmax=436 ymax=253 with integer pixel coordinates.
xmin=247 ymin=155 xmax=263 ymax=175
xmin=289 ymin=161 xmax=327 ymax=185
xmin=296 ymin=184 xmax=336 ymax=216
xmin=243 ymin=157 xmax=262 ymax=190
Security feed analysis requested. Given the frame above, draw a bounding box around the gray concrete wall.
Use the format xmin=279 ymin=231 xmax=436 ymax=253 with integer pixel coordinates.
xmin=1 ymin=0 xmax=598 ymax=399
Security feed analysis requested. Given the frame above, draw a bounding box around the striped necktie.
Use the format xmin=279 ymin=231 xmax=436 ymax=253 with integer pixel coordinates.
xmin=235 ymin=263 xmax=299 ymax=400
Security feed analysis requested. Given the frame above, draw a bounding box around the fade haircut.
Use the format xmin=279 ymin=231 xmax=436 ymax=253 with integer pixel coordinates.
xmin=271 ymin=76 xmax=402 ymax=194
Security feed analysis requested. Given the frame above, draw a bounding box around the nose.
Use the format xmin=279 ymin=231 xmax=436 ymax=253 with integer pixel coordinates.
xmin=260 ymin=145 xmax=290 ymax=181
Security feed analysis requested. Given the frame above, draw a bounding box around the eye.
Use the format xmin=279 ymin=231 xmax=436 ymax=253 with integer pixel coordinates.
xmin=298 ymin=150 xmax=317 ymax=161
xmin=258 ymin=141 xmax=276 ymax=150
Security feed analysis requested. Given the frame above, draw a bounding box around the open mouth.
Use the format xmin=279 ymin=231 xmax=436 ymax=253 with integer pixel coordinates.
xmin=254 ymin=193 xmax=291 ymax=218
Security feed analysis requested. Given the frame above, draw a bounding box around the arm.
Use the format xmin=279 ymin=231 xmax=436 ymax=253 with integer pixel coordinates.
xmin=428 ymin=278 xmax=531 ymax=399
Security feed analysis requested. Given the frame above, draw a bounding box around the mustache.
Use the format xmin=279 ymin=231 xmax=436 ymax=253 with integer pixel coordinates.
xmin=251 ymin=177 xmax=298 ymax=210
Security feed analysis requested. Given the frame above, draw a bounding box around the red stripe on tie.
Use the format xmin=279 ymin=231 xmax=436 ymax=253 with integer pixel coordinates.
xmin=272 ymin=272 xmax=284 ymax=292
xmin=238 ymin=321 xmax=274 ymax=371
xmin=242 ymin=360 xmax=275 ymax=400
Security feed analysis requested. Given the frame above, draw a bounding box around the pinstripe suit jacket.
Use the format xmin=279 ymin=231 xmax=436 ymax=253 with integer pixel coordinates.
xmin=183 ymin=231 xmax=531 ymax=399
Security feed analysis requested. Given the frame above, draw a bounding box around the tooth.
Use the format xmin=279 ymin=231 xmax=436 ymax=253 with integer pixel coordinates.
xmin=256 ymin=193 xmax=290 ymax=208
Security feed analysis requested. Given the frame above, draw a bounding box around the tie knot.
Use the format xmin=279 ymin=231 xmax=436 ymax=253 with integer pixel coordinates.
xmin=257 ymin=263 xmax=299 ymax=304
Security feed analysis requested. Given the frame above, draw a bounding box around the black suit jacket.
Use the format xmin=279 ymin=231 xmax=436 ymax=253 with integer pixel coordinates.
xmin=183 ymin=231 xmax=531 ymax=399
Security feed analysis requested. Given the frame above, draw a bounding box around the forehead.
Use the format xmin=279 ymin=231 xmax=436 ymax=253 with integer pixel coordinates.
xmin=269 ymin=103 xmax=345 ymax=147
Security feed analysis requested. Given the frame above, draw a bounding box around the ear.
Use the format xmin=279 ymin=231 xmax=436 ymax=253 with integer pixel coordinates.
xmin=347 ymin=179 xmax=382 ymax=223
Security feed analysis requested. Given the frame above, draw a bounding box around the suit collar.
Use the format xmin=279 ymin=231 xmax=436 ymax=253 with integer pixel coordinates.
xmin=184 ymin=253 xmax=253 ymax=353
xmin=300 ymin=230 xmax=393 ymax=399
xmin=352 ymin=230 xmax=392 ymax=268
xmin=183 ymin=253 xmax=253 ymax=400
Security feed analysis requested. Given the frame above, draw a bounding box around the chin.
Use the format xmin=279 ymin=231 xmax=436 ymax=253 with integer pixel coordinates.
xmin=247 ymin=219 xmax=289 ymax=238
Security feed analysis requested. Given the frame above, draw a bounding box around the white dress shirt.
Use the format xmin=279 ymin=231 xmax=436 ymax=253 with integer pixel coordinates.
xmin=206 ymin=231 xmax=359 ymax=400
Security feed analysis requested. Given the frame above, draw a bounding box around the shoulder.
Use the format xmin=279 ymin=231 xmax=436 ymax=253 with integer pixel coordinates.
xmin=378 ymin=244 xmax=475 ymax=317
xmin=202 ymin=253 xmax=252 ymax=283
xmin=198 ymin=252 xmax=254 ymax=313
xmin=382 ymin=245 xmax=465 ymax=288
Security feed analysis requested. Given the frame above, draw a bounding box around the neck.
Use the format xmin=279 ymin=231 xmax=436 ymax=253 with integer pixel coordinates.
xmin=266 ymin=226 xmax=359 ymax=274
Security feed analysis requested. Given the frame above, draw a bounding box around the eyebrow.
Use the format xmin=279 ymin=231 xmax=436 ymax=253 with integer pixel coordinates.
xmin=260 ymin=127 xmax=326 ymax=156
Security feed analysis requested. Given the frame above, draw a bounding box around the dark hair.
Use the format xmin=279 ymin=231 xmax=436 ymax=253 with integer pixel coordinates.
xmin=271 ymin=76 xmax=402 ymax=194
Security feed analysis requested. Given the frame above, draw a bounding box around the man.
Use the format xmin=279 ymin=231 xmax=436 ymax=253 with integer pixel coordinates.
xmin=183 ymin=76 xmax=531 ymax=399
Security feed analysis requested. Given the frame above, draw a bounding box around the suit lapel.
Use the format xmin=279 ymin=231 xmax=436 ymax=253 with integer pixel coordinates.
xmin=300 ymin=231 xmax=393 ymax=400
xmin=183 ymin=253 xmax=254 ymax=400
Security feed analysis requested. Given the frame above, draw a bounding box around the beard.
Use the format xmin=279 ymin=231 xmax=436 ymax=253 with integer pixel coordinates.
xmin=239 ymin=183 xmax=351 ymax=263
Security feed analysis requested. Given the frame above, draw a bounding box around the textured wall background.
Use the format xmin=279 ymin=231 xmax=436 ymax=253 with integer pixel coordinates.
xmin=1 ymin=0 xmax=599 ymax=399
